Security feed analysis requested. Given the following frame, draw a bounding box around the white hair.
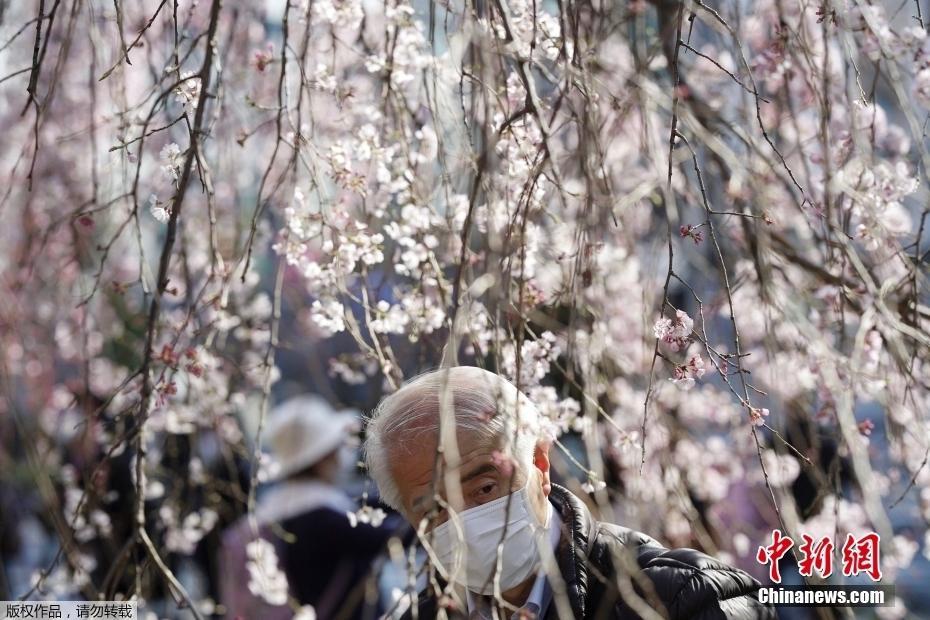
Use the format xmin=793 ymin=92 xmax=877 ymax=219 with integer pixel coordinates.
xmin=363 ymin=366 xmax=542 ymax=513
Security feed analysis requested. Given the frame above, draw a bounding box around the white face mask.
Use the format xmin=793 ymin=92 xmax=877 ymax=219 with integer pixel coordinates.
xmin=427 ymin=479 xmax=552 ymax=595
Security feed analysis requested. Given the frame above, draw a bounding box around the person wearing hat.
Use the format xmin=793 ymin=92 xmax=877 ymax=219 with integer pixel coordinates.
xmin=219 ymin=394 xmax=404 ymax=620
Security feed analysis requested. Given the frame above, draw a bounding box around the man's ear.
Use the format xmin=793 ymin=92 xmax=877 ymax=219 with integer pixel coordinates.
xmin=533 ymin=441 xmax=552 ymax=497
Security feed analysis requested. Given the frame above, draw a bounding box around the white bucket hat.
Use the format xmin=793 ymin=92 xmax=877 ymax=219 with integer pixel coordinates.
xmin=264 ymin=394 xmax=359 ymax=480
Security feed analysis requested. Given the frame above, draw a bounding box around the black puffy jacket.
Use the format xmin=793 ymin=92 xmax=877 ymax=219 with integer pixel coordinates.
xmin=402 ymin=484 xmax=776 ymax=619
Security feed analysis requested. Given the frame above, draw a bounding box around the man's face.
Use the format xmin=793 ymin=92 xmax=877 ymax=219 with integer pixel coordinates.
xmin=389 ymin=427 xmax=550 ymax=530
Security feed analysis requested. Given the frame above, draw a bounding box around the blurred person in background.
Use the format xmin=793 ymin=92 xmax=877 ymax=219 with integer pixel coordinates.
xmin=219 ymin=394 xmax=405 ymax=620
xmin=364 ymin=366 xmax=775 ymax=620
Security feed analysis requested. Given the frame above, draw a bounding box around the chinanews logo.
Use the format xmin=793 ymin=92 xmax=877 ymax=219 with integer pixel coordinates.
xmin=754 ymin=529 xmax=894 ymax=608
xmin=756 ymin=528 xmax=883 ymax=582
xmin=756 ymin=586 xmax=894 ymax=607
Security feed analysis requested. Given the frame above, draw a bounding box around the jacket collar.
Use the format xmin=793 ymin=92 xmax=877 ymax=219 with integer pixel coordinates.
xmin=254 ymin=478 xmax=354 ymax=525
xmin=548 ymin=484 xmax=598 ymax=619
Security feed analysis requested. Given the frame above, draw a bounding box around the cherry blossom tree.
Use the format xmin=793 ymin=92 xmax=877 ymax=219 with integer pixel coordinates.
xmin=1 ymin=0 xmax=928 ymax=616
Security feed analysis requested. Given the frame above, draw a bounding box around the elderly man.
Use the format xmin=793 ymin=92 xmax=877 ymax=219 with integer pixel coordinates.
xmin=364 ymin=366 xmax=775 ymax=619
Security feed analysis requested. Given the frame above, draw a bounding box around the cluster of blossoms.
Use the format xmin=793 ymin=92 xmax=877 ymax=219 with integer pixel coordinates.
xmin=245 ymin=539 xmax=290 ymax=606
xmin=478 ymin=0 xmax=567 ymax=61
xmin=653 ymin=310 xmax=695 ymax=352
xmin=671 ymin=354 xmax=706 ymax=391
xmin=172 ymin=72 xmax=202 ymax=109
xmin=311 ymin=0 xmax=364 ymax=30
xmin=749 ymin=407 xmax=771 ymax=428
xmin=364 ymin=3 xmax=431 ymax=89
xmin=835 ymin=158 xmax=918 ymax=252
xmin=161 ymin=506 xmax=219 ymax=554
xmin=347 ymin=504 xmax=388 ymax=528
